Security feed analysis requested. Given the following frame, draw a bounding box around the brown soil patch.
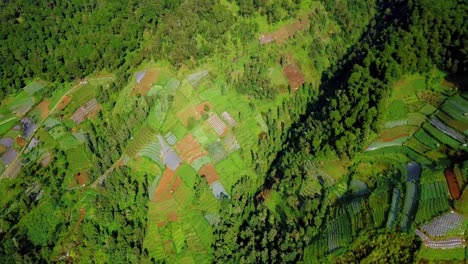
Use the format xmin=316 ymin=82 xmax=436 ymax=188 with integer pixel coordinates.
xmin=283 ymin=64 xmax=305 ymax=90
xmin=0 ymin=145 xmax=6 ymax=154
xmin=445 ymin=167 xmax=461 ymax=200
xmin=154 ymin=168 xmax=175 ymax=202
xmin=56 ymin=95 xmax=72 ymax=111
xmin=134 ymin=69 xmax=159 ymax=96
xmin=195 ymin=101 xmax=214 ymax=118
xmin=157 ymin=221 xmax=167 ymax=227
xmin=199 ymin=164 xmax=220 ymax=185
xmin=260 ymin=17 xmax=309 ymax=45
xmin=37 ymin=100 xmax=50 ymax=119
xmin=75 ymin=171 xmax=89 ymax=186
xmin=16 ymin=136 xmax=25 ymax=147
xmin=167 ymin=211 xmax=179 ymax=222
xmin=175 ymin=134 xmax=207 ymax=164
xmin=77 ymin=208 xmax=86 ymax=225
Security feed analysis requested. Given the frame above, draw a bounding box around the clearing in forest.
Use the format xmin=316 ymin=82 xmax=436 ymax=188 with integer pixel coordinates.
xmin=283 ymin=63 xmax=305 ymax=90
xmin=134 ymin=69 xmax=160 ymax=96
xmin=259 ymin=16 xmax=309 ymax=45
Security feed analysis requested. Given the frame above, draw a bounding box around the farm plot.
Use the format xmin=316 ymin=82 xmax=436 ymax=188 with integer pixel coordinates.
xmin=387 ymin=188 xmax=400 ymax=228
xmin=36 ymin=100 xmax=50 ymax=119
xmin=153 ymin=168 xmax=176 ymax=202
xmin=420 ymin=211 xmax=465 ymax=237
xmin=222 ymin=133 xmax=240 ymax=153
xmin=70 ymin=98 xmax=101 ymax=124
xmin=436 ymin=111 xmax=468 ymax=135
xmin=206 ymin=141 xmax=228 ymax=164
xmin=175 ymin=134 xmax=207 ymax=164
xmin=1 ymin=148 xmax=18 ymax=166
xmin=326 ymin=208 xmax=352 ymax=252
xmin=164 ymin=78 xmax=180 ymax=95
xmin=66 ymin=147 xmax=90 ymax=173
xmin=283 ymin=63 xmax=305 ymax=90
xmin=198 ymin=88 xmax=221 ymax=102
xmin=445 ymin=168 xmax=461 ymax=200
xmin=400 ymin=181 xmax=419 ymax=232
xmin=164 ymin=131 xmax=177 ymax=146
xmin=176 ymin=105 xmax=198 ymax=127
xmin=57 ymin=134 xmax=81 ymax=150
xmin=68 ymin=84 xmax=96 ymax=112
xmin=137 ymin=140 xmax=163 ymax=168
xmin=413 ymin=129 xmax=441 ymax=149
xmin=176 ymin=163 xmax=198 ymax=189
xmin=23 ymin=81 xmax=45 ymax=96
xmin=199 ymin=164 xmax=220 ymax=185
xmin=158 ymin=135 xmax=181 ymax=171
xmin=207 ymin=113 xmax=228 ymax=136
xmin=55 ymin=95 xmax=72 ymax=111
xmin=7 ymin=92 xmax=35 ymax=117
xmin=441 ymin=99 xmax=468 ymax=122
xmin=0 ymin=116 xmax=18 ymax=136
xmin=422 ymin=123 xmax=461 ymax=149
xmin=191 ymin=123 xmax=218 ymax=148
xmin=126 ymin=125 xmax=157 ymax=157
xmin=185 ymin=70 xmax=210 ymax=88
xmin=134 ymin=69 xmax=159 ymax=96
xmin=429 ymin=117 xmax=466 ymax=143
xmin=416 ymin=181 xmax=450 ymax=224
xmin=221 ymin=111 xmax=236 ymax=127
xmin=404 ymin=137 xmax=432 ymax=155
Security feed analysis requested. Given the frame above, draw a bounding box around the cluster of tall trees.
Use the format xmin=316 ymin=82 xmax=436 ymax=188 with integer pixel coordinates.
xmin=212 ymin=0 xmax=467 ymax=262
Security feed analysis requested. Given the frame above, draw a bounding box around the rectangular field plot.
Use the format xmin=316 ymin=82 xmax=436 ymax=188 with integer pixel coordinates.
xmin=175 ymin=134 xmax=208 ymax=164
xmin=436 ymin=111 xmax=468 ymax=135
xmin=67 ymin=84 xmax=96 ymax=113
xmin=422 ymin=123 xmax=461 ymax=149
xmin=126 ymin=125 xmax=158 ymax=157
xmin=23 ymin=81 xmax=46 ymax=96
xmin=57 ymin=133 xmax=81 ymax=150
xmin=66 ymin=147 xmax=90 ymax=173
xmin=7 ymin=92 xmax=35 ymax=117
xmin=420 ymin=211 xmax=465 ymax=237
xmin=176 ymin=163 xmax=198 ymax=189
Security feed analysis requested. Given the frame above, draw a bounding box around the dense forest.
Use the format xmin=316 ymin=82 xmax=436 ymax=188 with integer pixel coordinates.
xmin=0 ymin=0 xmax=466 ymax=263
xmin=212 ymin=0 xmax=467 ymax=262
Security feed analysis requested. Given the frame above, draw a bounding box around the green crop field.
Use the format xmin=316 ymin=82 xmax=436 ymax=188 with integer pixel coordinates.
xmin=66 ymin=147 xmax=90 ymax=173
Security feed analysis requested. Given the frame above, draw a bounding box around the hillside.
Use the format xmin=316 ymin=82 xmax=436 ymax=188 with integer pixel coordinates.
xmin=0 ymin=0 xmax=467 ymax=263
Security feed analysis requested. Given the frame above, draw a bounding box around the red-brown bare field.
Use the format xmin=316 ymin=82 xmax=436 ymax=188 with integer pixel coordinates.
xmin=16 ymin=136 xmax=25 ymax=147
xmin=283 ymin=63 xmax=305 ymax=90
xmin=37 ymin=100 xmax=50 ymax=119
xmin=154 ymin=168 xmax=175 ymax=202
xmin=445 ymin=168 xmax=461 ymax=200
xmin=195 ymin=101 xmax=214 ymax=118
xmin=133 ymin=69 xmax=159 ymax=96
xmin=175 ymin=134 xmax=207 ymax=164
xmin=75 ymin=171 xmax=89 ymax=186
xmin=260 ymin=17 xmax=309 ymax=45
xmin=199 ymin=164 xmax=220 ymax=185
xmin=157 ymin=221 xmax=167 ymax=227
xmin=167 ymin=211 xmax=179 ymax=222
xmin=56 ymin=95 xmax=72 ymax=111
xmin=0 ymin=145 xmax=6 ymax=154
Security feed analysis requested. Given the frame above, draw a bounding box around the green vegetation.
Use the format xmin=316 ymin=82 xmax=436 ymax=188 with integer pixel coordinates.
xmin=0 ymin=0 xmax=466 ymax=263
